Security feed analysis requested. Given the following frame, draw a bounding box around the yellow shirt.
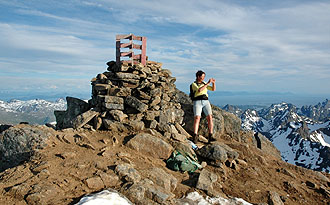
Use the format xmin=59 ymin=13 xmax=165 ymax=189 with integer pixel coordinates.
xmin=191 ymin=82 xmax=213 ymax=98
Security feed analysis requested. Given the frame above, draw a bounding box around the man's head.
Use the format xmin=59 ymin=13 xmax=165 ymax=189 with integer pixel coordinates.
xmin=196 ymin=70 xmax=205 ymax=81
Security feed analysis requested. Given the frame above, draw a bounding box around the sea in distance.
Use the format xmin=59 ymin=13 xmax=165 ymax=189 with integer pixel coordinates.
xmin=209 ymin=91 xmax=330 ymax=108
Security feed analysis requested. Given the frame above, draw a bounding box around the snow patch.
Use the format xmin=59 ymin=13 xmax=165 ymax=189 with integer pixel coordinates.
xmin=312 ymin=131 xmax=330 ymax=147
xmin=170 ymin=191 xmax=252 ymax=205
xmin=76 ymin=190 xmax=132 ymax=205
xmin=76 ymin=191 xmax=252 ymax=205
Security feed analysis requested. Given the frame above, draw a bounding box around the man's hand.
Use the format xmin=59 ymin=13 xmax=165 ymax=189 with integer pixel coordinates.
xmin=208 ymin=78 xmax=216 ymax=84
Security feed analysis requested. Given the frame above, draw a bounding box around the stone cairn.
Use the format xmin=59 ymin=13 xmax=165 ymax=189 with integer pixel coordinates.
xmin=90 ymin=60 xmax=184 ymax=132
xmin=55 ymin=60 xmax=185 ymax=135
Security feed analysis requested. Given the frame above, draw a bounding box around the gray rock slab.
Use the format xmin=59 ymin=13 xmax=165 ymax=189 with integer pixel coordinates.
xmin=115 ymin=163 xmax=141 ymax=183
xmin=72 ymin=110 xmax=98 ymax=129
xmin=109 ymin=110 xmax=128 ymax=122
xmin=175 ymin=123 xmax=191 ymax=138
xmin=268 ymin=191 xmax=284 ymax=205
xmin=97 ymin=95 xmax=124 ymax=104
xmin=126 ymin=120 xmax=145 ymax=131
xmin=196 ymin=169 xmax=218 ymax=191
xmin=84 ymin=176 xmax=104 ymax=190
xmin=108 ymin=87 xmax=132 ymax=97
xmin=102 ymin=119 xmax=128 ymax=132
xmin=116 ymin=72 xmax=140 ymax=80
xmin=197 ymin=144 xmax=228 ymax=163
xmin=94 ymin=84 xmax=110 ymax=91
xmin=126 ymin=133 xmax=173 ymax=159
xmin=54 ymin=96 xmax=90 ymax=129
xmin=103 ymin=102 xmax=124 ymax=110
xmin=147 ymin=167 xmax=178 ymax=192
xmin=125 ymin=96 xmax=148 ymax=112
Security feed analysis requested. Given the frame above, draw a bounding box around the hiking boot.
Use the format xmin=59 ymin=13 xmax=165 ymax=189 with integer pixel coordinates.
xmin=193 ymin=133 xmax=198 ymax=144
xmin=208 ymin=133 xmax=215 ymax=144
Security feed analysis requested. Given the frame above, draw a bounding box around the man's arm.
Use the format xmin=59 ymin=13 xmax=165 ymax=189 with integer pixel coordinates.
xmin=198 ymin=78 xmax=216 ymax=92
xmin=210 ymin=78 xmax=216 ymax=91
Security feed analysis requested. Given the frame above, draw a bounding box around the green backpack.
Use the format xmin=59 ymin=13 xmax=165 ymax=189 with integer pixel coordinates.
xmin=166 ymin=150 xmax=201 ymax=173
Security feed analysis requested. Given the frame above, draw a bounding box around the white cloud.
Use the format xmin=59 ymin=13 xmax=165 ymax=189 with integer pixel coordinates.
xmin=0 ymin=76 xmax=91 ymax=92
xmin=0 ymin=22 xmax=113 ymax=75
xmin=0 ymin=0 xmax=329 ymax=97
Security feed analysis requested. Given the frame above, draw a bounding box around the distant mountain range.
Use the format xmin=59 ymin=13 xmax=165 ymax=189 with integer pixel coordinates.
xmin=0 ymin=98 xmax=66 ymax=125
xmin=1 ymin=97 xmax=329 ymax=173
xmin=223 ymin=99 xmax=330 ymax=173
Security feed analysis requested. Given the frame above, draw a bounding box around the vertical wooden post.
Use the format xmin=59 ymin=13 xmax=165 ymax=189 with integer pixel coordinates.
xmin=116 ymin=37 xmax=121 ymax=66
xmin=129 ymin=34 xmax=134 ymax=65
xmin=141 ymin=37 xmax=147 ymax=66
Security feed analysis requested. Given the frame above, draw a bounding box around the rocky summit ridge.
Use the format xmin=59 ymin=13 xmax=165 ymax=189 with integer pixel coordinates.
xmin=0 ymin=61 xmax=329 ymax=205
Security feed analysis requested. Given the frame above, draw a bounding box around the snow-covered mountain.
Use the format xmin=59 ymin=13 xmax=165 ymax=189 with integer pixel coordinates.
xmin=224 ymin=101 xmax=330 ymax=173
xmin=0 ymin=98 xmax=66 ymax=125
xmin=299 ymin=99 xmax=330 ymax=122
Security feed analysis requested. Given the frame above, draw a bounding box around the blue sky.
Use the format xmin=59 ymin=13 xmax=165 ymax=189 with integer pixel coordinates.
xmin=0 ymin=0 xmax=330 ymax=101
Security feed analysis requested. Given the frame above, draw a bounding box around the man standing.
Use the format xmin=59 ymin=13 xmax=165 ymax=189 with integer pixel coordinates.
xmin=191 ymin=70 xmax=216 ymax=143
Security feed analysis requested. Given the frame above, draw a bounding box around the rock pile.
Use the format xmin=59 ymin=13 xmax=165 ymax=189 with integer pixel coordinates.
xmin=89 ymin=60 xmax=184 ymax=133
xmin=55 ymin=61 xmax=186 ymax=136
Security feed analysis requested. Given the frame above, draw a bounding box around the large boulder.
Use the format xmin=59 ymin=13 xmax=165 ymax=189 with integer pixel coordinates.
xmin=197 ymin=144 xmax=228 ymax=163
xmin=0 ymin=124 xmax=55 ymax=171
xmin=126 ymin=133 xmax=173 ymax=159
xmin=54 ymin=97 xmax=90 ymax=129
